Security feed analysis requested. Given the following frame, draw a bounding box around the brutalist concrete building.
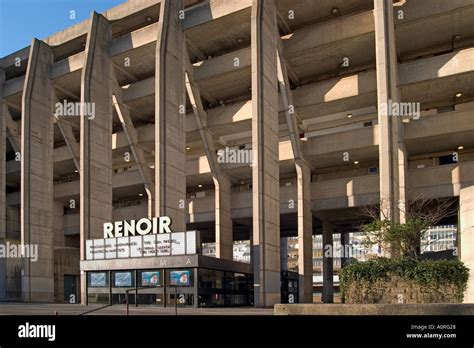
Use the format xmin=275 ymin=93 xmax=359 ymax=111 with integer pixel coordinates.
xmin=0 ymin=0 xmax=473 ymax=307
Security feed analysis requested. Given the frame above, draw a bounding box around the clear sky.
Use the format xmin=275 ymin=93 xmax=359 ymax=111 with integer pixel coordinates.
xmin=0 ymin=0 xmax=127 ymax=57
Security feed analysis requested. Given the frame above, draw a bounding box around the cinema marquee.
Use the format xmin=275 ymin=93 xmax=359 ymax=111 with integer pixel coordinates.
xmin=80 ymin=216 xmax=261 ymax=308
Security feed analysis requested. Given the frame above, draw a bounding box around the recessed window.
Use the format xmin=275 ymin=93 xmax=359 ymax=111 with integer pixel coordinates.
xmin=439 ymin=155 xmax=456 ymax=166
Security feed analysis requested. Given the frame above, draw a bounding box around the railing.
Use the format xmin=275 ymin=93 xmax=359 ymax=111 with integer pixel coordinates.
xmin=78 ymin=303 xmax=114 ymax=316
xmin=125 ymin=286 xmax=180 ymax=316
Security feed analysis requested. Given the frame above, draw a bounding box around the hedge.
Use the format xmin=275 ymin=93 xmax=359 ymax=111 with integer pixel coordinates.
xmin=340 ymin=258 xmax=469 ymax=303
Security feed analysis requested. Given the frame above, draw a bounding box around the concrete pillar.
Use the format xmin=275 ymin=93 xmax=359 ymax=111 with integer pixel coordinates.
xmin=374 ymin=0 xmax=406 ymax=223
xmin=21 ymin=39 xmax=55 ymax=302
xmin=340 ymin=232 xmax=349 ymax=268
xmin=296 ymin=160 xmax=313 ymax=303
xmin=251 ymin=0 xmax=281 ymax=307
xmin=80 ymin=12 xmax=113 ymax=303
xmin=460 ymin=185 xmax=474 ymax=303
xmin=0 ymin=69 xmax=6 ymax=301
xmin=322 ymin=221 xmax=334 ymax=303
xmin=280 ymin=237 xmax=288 ymax=271
xmin=213 ymin=175 xmax=233 ymax=260
xmin=155 ymin=0 xmax=186 ymax=231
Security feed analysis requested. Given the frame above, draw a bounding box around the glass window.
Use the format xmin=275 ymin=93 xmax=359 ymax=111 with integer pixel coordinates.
xmin=234 ymin=273 xmax=247 ymax=291
xmin=168 ymin=293 xmax=194 ymax=306
xmin=88 ymin=272 xmax=108 ymax=288
xmin=168 ymin=269 xmax=194 ymax=287
xmin=113 ymin=271 xmax=135 ymax=288
xmin=225 ymin=272 xmax=235 ymax=290
xmin=198 ymin=269 xmax=223 ymax=289
xmin=87 ymin=293 xmax=109 ymax=304
xmin=139 ymin=270 xmax=162 ymax=287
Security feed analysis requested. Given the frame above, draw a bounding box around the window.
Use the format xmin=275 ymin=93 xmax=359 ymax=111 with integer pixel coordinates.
xmin=368 ymin=166 xmax=378 ymax=175
xmin=113 ymin=271 xmax=134 ymax=288
xmin=168 ymin=269 xmax=193 ymax=287
xmin=199 ymin=269 xmax=223 ymax=289
xmin=439 ymin=155 xmax=456 ymax=166
xmin=88 ymin=272 xmax=108 ymax=287
xmin=139 ymin=270 xmax=162 ymax=287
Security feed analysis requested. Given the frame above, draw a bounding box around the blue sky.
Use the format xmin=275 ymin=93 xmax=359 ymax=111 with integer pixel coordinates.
xmin=0 ymin=0 xmax=126 ymax=57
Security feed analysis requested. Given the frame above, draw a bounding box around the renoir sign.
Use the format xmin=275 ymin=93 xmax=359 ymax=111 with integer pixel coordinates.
xmin=85 ymin=217 xmax=199 ymax=260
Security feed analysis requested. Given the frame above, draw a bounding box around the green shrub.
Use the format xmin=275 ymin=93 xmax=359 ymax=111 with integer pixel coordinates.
xmin=340 ymin=258 xmax=469 ymax=303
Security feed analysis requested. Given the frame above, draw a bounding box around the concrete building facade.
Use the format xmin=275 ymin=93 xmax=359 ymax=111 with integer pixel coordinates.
xmin=1 ymin=0 xmax=474 ymax=306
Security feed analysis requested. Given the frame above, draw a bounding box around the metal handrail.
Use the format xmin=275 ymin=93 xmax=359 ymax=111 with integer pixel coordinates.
xmin=78 ymin=303 xmax=113 ymax=316
xmin=125 ymin=286 xmax=161 ymax=315
xmin=125 ymin=286 xmax=181 ymax=315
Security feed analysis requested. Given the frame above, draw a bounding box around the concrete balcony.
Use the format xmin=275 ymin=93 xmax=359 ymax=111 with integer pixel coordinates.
xmin=408 ymin=162 xmax=474 ymax=199
xmin=311 ymin=174 xmax=380 ymax=211
xmin=58 ymin=161 xmax=474 ymax=234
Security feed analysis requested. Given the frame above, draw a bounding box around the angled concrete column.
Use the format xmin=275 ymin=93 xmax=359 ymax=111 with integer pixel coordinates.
xmin=80 ymin=12 xmax=113 ymax=303
xmin=460 ymin=185 xmax=474 ymax=303
xmin=374 ymin=0 xmax=406 ymax=223
xmin=5 ymin=109 xmax=21 ymax=154
xmin=0 ymin=69 xmax=6 ymax=300
xmin=184 ymin=56 xmax=233 ymax=260
xmin=251 ymin=0 xmax=280 ymax=307
xmin=113 ymin=94 xmax=155 ymax=219
xmin=155 ymin=0 xmax=186 ymax=231
xmin=21 ymin=39 xmax=55 ymax=302
xmin=296 ymin=160 xmax=313 ymax=303
xmin=322 ymin=221 xmax=334 ymax=303
xmin=54 ymin=107 xmax=80 ymax=171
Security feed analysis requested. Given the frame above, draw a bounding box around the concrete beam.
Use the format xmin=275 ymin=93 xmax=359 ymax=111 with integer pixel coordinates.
xmin=251 ymin=0 xmax=281 ymax=308
xmin=21 ymin=39 xmax=55 ymax=302
xmin=50 ymin=51 xmax=85 ymax=80
xmin=182 ymin=0 xmax=252 ymax=30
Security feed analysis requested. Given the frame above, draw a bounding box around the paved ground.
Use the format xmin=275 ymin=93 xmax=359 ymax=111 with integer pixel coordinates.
xmin=0 ymin=303 xmax=273 ymax=315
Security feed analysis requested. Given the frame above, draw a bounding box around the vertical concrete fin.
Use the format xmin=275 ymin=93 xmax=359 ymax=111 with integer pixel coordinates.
xmin=374 ymin=0 xmax=406 ymax=224
xmin=251 ymin=0 xmax=281 ymax=307
xmin=0 ymin=69 xmax=6 ymax=300
xmin=155 ymin=0 xmax=186 ymax=231
xmin=80 ymin=11 xmax=113 ymax=304
xmin=21 ymin=38 xmax=55 ymax=302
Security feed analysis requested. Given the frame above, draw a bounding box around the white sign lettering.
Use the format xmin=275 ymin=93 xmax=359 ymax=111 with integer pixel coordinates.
xmin=103 ymin=217 xmax=172 ymax=238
